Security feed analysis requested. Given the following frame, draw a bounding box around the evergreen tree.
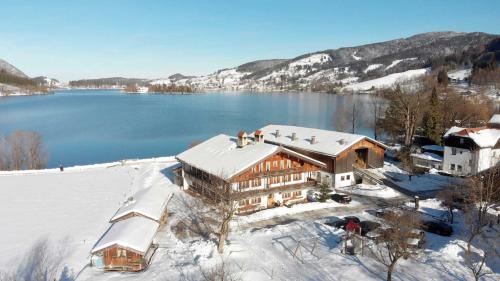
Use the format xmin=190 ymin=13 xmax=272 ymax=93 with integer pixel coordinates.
xmin=318 ymin=182 xmax=331 ymax=202
xmin=422 ymin=87 xmax=444 ymax=144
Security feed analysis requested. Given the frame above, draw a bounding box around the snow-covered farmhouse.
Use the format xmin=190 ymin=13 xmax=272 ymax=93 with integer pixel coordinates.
xmin=176 ymin=132 xmax=325 ymax=213
xmin=442 ymin=114 xmax=500 ymax=176
xmin=256 ymin=125 xmax=387 ymax=188
xmin=91 ymin=186 xmax=172 ymax=271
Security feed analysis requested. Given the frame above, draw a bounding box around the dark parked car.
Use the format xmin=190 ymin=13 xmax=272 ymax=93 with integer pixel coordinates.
xmin=420 ymin=220 xmax=453 ymax=236
xmin=360 ymin=221 xmax=381 ymax=236
xmin=331 ymin=193 xmax=352 ymax=203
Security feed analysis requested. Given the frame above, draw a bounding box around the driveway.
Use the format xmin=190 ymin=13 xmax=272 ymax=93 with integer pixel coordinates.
xmin=239 ymin=195 xmax=410 ymax=230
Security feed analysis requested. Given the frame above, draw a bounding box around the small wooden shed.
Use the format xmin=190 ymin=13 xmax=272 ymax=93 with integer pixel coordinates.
xmin=91 ymin=216 xmax=159 ymax=272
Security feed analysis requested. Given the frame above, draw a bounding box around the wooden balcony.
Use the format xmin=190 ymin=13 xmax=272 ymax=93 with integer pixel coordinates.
xmin=234 ymin=179 xmax=317 ymax=200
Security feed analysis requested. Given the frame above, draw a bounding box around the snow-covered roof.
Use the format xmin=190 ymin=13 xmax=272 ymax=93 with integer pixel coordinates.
xmin=411 ymin=152 xmax=443 ymax=162
xmin=110 ymin=185 xmax=172 ymax=223
xmin=421 ymin=145 xmax=444 ymax=152
xmin=447 ymin=69 xmax=472 ymax=80
xmin=257 ymin=125 xmax=386 ymax=157
xmin=91 ymin=216 xmax=159 ymax=254
xmin=488 ymin=114 xmax=500 ymax=125
xmin=444 ymin=126 xmax=500 ymax=148
xmin=176 ymin=134 xmax=325 ymax=180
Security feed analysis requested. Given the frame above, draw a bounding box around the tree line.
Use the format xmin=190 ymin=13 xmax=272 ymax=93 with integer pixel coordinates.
xmin=0 ymin=70 xmax=48 ymax=93
xmin=148 ymin=84 xmax=194 ymax=93
xmin=0 ymin=131 xmax=48 ymax=170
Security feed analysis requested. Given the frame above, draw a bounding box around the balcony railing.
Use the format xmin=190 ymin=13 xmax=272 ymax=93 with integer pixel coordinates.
xmin=234 ymin=179 xmax=317 ymax=200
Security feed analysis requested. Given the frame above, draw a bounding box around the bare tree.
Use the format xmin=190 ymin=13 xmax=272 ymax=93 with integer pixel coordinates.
xmin=25 ymin=131 xmax=48 ymax=170
xmin=370 ymin=92 xmax=385 ymax=140
xmin=369 ymin=212 xmax=421 ymax=281
xmin=464 ymin=166 xmax=500 ymax=252
xmin=0 ymin=237 xmax=70 ymax=281
xmin=6 ymin=131 xmax=27 ymax=170
xmin=465 ymin=248 xmax=495 ymax=281
xmin=333 ymin=97 xmax=360 ymax=133
xmin=212 ymin=178 xmax=240 ymax=253
xmin=0 ymin=131 xmax=48 ymax=171
xmin=381 ymin=83 xmax=427 ymax=147
xmin=201 ymin=256 xmax=243 ymax=281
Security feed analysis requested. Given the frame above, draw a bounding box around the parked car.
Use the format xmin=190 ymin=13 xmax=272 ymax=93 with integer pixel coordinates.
xmin=325 ymin=216 xmax=360 ymax=230
xmin=420 ymin=220 xmax=453 ymax=236
xmin=375 ymin=208 xmax=400 ymax=218
xmin=307 ymin=190 xmax=320 ymax=202
xmin=360 ymin=221 xmax=381 ymax=236
xmin=331 ymin=193 xmax=351 ymax=204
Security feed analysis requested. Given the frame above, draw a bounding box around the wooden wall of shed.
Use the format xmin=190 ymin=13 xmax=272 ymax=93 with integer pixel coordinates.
xmin=334 ymin=139 xmax=385 ymax=173
xmin=102 ymin=245 xmax=145 ymax=272
xmin=276 ymin=146 xmax=336 ymax=173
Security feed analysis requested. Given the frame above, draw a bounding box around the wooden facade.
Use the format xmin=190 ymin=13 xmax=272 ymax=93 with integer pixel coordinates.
xmin=268 ymin=138 xmax=385 ymax=174
xmin=334 ymin=138 xmax=385 ymax=173
xmin=97 ymin=244 xmax=156 ymax=272
xmin=181 ymin=150 xmax=322 ymax=213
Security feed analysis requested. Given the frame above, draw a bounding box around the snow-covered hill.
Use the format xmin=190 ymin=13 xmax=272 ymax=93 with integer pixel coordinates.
xmin=147 ymin=31 xmax=498 ymax=92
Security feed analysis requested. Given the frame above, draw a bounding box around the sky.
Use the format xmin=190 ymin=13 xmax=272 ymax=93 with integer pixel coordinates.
xmin=0 ymin=0 xmax=499 ymax=82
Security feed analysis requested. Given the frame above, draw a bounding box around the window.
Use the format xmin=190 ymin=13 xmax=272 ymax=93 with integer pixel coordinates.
xmin=251 ymin=197 xmax=261 ymax=204
xmin=117 ymin=249 xmax=127 ymax=257
xmin=469 ymin=159 xmax=472 ymax=167
xmin=266 ymin=162 xmax=271 ymax=171
xmin=341 ymin=176 xmax=345 ymax=181
xmin=293 ymin=173 xmax=302 ymax=181
xmin=273 ymin=160 xmax=278 ymax=167
xmin=293 ymin=191 xmax=302 ymax=197
xmin=260 ymin=163 xmax=264 ymax=172
xmin=450 ymin=164 xmax=455 ymax=171
xmin=460 ymin=138 xmax=464 ymax=144
xmin=282 ymin=192 xmax=291 ymax=198
xmin=457 ymin=165 xmax=462 ymax=172
xmin=280 ymin=160 xmax=284 ymax=169
xmin=346 ymin=175 xmax=350 ymax=180
xmin=452 ymin=148 xmax=457 ymax=155
xmin=286 ymin=159 xmax=292 ymax=168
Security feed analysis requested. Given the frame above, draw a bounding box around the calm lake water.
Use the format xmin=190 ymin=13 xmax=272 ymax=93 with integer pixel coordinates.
xmin=0 ymin=90 xmax=377 ymax=167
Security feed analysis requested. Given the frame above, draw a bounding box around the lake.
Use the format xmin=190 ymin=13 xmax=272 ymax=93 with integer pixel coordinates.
xmin=0 ymin=90 xmax=378 ymax=167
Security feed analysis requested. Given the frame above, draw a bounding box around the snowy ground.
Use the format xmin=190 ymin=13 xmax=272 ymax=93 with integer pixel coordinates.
xmin=337 ymin=184 xmax=404 ymax=199
xmin=372 ymin=162 xmax=462 ymax=194
xmin=1 ymin=158 xmax=498 ymax=280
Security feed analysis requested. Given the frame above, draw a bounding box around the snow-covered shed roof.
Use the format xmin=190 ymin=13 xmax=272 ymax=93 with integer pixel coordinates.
xmin=447 ymin=69 xmax=472 ymax=81
xmin=176 ymin=134 xmax=325 ymax=180
xmin=91 ymin=216 xmax=159 ymax=254
xmin=444 ymin=126 xmax=500 ymax=148
xmin=257 ymin=125 xmax=387 ymax=157
xmin=421 ymin=145 xmax=444 ymax=152
xmin=488 ymin=114 xmax=500 ymax=125
xmin=110 ymin=185 xmax=172 ymax=223
xmin=411 ymin=152 xmax=443 ymax=162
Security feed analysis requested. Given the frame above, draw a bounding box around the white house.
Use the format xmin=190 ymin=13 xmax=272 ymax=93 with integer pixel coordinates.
xmin=442 ymin=114 xmax=500 ymax=176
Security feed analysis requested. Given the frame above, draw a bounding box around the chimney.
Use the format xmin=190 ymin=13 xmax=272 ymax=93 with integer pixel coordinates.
xmin=291 ymin=132 xmax=297 ymax=141
xmin=275 ymin=129 xmax=281 ymax=138
xmin=310 ymin=136 xmax=317 ymax=144
xmin=237 ymin=131 xmax=248 ymax=148
xmin=254 ymin=130 xmax=264 ymax=142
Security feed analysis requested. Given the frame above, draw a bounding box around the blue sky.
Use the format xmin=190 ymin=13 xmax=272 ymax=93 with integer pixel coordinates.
xmin=1 ymin=0 xmax=499 ymax=82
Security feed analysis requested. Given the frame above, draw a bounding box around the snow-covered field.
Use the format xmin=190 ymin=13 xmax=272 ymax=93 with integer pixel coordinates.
xmin=343 ymin=68 xmax=429 ymax=91
xmin=1 ymin=158 xmax=498 ymax=281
